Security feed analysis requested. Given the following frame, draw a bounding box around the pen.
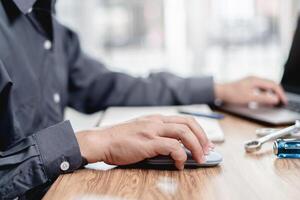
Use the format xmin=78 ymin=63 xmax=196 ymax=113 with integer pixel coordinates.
xmin=178 ymin=110 xmax=225 ymax=120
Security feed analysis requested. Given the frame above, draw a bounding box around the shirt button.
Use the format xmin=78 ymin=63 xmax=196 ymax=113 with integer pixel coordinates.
xmin=27 ymin=7 xmax=33 ymax=14
xmin=60 ymin=161 xmax=70 ymax=171
xmin=53 ymin=93 xmax=60 ymax=104
xmin=44 ymin=40 xmax=52 ymax=50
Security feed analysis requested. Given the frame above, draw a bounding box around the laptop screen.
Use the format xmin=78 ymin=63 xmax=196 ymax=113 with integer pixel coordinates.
xmin=281 ymin=18 xmax=300 ymax=94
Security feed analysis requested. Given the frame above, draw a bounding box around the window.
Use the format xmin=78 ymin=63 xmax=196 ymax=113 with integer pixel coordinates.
xmin=56 ymin=0 xmax=299 ymax=81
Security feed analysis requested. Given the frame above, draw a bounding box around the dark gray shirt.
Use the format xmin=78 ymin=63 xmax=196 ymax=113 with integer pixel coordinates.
xmin=0 ymin=0 xmax=215 ymax=199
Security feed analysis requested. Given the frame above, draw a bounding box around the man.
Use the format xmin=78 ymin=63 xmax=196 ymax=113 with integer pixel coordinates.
xmin=0 ymin=0 xmax=287 ymax=199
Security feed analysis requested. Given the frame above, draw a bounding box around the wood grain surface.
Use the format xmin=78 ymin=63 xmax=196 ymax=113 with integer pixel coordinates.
xmin=43 ymin=113 xmax=300 ymax=200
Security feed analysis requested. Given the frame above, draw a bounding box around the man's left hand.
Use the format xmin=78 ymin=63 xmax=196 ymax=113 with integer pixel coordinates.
xmin=214 ymin=76 xmax=288 ymax=106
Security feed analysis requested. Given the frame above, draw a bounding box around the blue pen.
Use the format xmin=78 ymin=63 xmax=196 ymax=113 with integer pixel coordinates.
xmin=178 ymin=110 xmax=225 ymax=120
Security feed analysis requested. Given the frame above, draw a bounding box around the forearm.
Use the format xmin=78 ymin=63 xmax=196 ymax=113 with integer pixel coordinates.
xmin=65 ymin=26 xmax=215 ymax=113
xmin=0 ymin=121 xmax=84 ymax=200
xmin=76 ymin=72 xmax=216 ymax=113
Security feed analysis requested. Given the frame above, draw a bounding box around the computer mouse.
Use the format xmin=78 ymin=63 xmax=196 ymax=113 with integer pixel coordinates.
xmin=143 ymin=148 xmax=223 ymax=168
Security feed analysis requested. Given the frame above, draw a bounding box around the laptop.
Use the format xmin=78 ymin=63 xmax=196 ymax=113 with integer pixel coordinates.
xmin=219 ymin=20 xmax=300 ymax=125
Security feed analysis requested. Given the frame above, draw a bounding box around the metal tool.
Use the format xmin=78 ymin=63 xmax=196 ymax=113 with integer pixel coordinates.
xmin=255 ymin=127 xmax=300 ymax=137
xmin=273 ymin=139 xmax=300 ymax=158
xmin=244 ymin=120 xmax=300 ymax=153
xmin=255 ymin=128 xmax=280 ymax=137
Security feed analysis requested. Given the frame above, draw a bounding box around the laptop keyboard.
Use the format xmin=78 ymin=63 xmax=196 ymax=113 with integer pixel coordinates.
xmin=286 ymin=101 xmax=300 ymax=113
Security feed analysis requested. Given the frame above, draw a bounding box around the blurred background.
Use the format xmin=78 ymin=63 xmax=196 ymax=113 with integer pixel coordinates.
xmin=56 ymin=0 xmax=300 ymax=82
xmin=56 ymin=0 xmax=300 ymax=130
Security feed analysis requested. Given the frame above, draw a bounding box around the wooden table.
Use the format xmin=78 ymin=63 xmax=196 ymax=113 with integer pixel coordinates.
xmin=43 ymin=113 xmax=300 ymax=200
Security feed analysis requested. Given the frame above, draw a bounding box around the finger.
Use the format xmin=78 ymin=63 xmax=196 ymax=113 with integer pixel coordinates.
xmin=254 ymin=78 xmax=288 ymax=104
xmin=158 ymin=123 xmax=205 ymax=163
xmin=152 ymin=137 xmax=187 ymax=170
xmin=159 ymin=115 xmax=211 ymax=153
xmin=278 ymin=85 xmax=288 ymax=104
xmin=249 ymin=90 xmax=280 ymax=105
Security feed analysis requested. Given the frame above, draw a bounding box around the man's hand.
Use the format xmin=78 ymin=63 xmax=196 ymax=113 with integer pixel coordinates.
xmin=214 ymin=76 xmax=288 ymax=106
xmin=76 ymin=115 xmax=214 ymax=170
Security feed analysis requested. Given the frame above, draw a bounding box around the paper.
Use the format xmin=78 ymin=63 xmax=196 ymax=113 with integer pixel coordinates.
xmin=99 ymin=104 xmax=224 ymax=142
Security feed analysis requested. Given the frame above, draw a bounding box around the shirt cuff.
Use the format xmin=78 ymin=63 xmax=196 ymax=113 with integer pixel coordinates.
xmin=187 ymin=76 xmax=215 ymax=104
xmin=34 ymin=121 xmax=83 ymax=180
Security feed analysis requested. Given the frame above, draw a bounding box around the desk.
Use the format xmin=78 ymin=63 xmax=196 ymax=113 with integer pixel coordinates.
xmin=43 ymin=113 xmax=300 ymax=200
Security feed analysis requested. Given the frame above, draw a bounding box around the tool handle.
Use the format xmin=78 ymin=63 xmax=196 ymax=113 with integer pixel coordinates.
xmin=260 ymin=125 xmax=297 ymax=143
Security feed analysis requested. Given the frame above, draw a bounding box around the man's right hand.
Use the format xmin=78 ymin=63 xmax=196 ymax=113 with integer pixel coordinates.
xmin=75 ymin=114 xmax=214 ymax=170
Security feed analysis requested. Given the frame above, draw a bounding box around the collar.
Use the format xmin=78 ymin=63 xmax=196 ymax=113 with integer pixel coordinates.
xmin=13 ymin=0 xmax=37 ymax=14
xmin=11 ymin=0 xmax=56 ymax=15
xmin=2 ymin=0 xmax=55 ymax=40
xmin=1 ymin=0 xmax=53 ymax=24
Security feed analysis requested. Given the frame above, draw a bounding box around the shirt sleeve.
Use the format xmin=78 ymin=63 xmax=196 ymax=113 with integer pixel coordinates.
xmin=0 ymin=121 xmax=84 ymax=200
xmin=63 ymin=28 xmax=215 ymax=114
